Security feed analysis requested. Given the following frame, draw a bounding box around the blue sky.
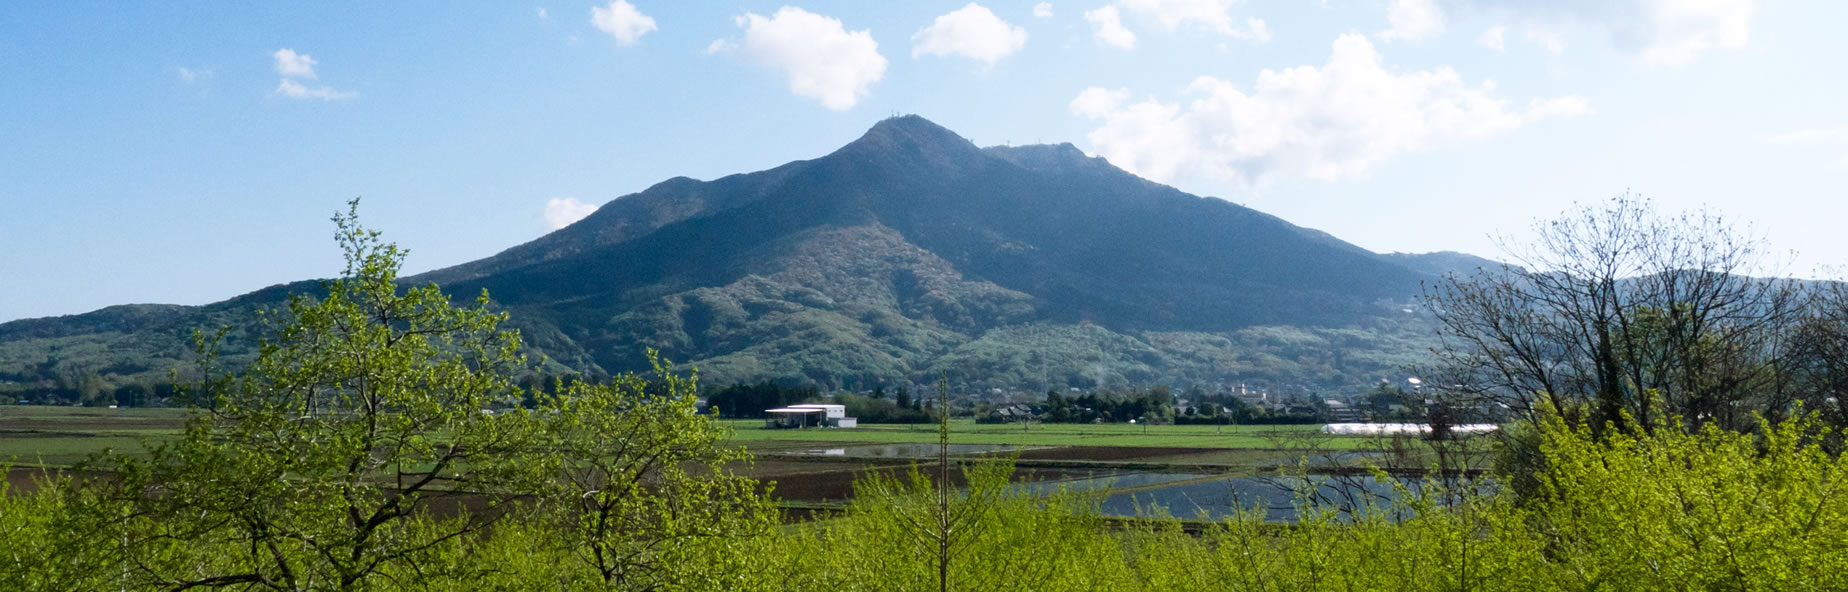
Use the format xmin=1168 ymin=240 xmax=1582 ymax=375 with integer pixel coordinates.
xmin=3 ymin=1 xmax=1844 ymax=322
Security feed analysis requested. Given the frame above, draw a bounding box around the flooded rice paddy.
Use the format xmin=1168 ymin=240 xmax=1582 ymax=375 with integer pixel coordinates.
xmin=791 ymin=443 xmax=1045 ymax=457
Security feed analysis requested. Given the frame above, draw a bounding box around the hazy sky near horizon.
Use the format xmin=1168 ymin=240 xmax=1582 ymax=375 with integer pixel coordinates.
xmin=3 ymin=1 xmax=1845 ymax=322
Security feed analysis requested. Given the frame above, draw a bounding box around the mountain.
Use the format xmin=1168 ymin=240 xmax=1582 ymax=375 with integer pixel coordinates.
xmin=1382 ymin=251 xmax=1508 ymax=278
xmin=2 ymin=116 xmax=1456 ymax=400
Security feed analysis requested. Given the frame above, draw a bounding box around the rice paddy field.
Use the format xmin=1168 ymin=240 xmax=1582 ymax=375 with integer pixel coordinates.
xmin=3 ymin=406 xmax=1435 ymax=521
xmin=715 ymin=418 xmax=1370 ymax=450
xmin=0 ymin=406 xmax=189 ymax=467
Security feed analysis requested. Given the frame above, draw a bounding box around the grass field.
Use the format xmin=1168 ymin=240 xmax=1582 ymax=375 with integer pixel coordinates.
xmin=0 ymin=406 xmax=189 ymax=467
xmin=5 ymin=406 xmax=1420 ymax=519
xmin=718 ymin=419 xmax=1373 ymax=450
xmin=0 ymin=406 xmax=1375 ymax=471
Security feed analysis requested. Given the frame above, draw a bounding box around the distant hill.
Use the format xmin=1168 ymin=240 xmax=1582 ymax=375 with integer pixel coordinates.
xmin=1 ymin=116 xmax=1469 ymax=400
xmin=1381 ymin=251 xmax=1509 ymax=278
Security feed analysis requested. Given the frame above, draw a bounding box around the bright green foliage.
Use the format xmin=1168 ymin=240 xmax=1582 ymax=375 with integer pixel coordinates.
xmin=737 ymin=460 xmax=1129 ymax=592
xmin=527 ymin=353 xmax=776 ymax=590
xmin=83 ymin=202 xmax=558 ymax=591
xmin=0 ymin=474 xmax=120 ymax=591
xmin=1526 ymin=412 xmax=1848 ymax=590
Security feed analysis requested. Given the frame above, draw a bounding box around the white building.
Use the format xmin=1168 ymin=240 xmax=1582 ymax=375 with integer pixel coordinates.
xmin=764 ymin=403 xmax=857 ymax=428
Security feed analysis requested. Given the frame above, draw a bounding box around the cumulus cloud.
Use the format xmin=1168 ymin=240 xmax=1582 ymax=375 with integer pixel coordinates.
xmin=1034 ymin=2 xmax=1053 ymax=18
xmin=275 ymin=79 xmax=356 ymax=101
xmin=1084 ymin=6 xmax=1136 ymax=50
xmin=911 ymin=3 xmax=1028 ymax=66
xmin=1385 ymin=0 xmax=1755 ymax=65
xmin=1479 ymin=25 xmax=1507 ymax=51
xmin=1070 ymin=34 xmax=1588 ymax=185
xmin=1118 ymin=0 xmax=1272 ymax=43
xmin=536 ymin=7 xmax=548 ymax=20
xmin=1379 ymin=0 xmax=1445 ymax=42
xmin=544 ymin=197 xmax=599 ymax=231
xmin=1069 ymin=87 xmax=1130 ymax=118
xmin=272 ymin=49 xmax=317 ymax=79
xmin=716 ymin=7 xmax=887 ymax=110
xmin=591 ymin=0 xmax=657 ymax=46
xmin=270 ymin=49 xmax=353 ymax=100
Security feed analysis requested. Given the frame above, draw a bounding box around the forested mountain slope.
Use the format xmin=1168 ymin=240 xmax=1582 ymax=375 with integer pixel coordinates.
xmin=1 ymin=116 xmax=1454 ymax=399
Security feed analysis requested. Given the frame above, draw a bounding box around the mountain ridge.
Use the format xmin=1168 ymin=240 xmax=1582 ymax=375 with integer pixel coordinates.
xmin=4 ymin=116 xmax=1471 ymax=398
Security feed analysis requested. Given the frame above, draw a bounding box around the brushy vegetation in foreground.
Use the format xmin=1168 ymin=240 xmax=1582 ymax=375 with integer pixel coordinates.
xmin=8 ymin=411 xmax=1848 ymax=591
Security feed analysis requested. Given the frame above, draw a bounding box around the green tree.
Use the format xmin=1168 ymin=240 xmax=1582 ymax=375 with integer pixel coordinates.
xmin=849 ymin=378 xmax=1012 ymax=592
xmin=90 ymin=201 xmax=555 ymax=591
xmin=67 ymin=200 xmax=769 ymax=592
xmin=533 ymin=353 xmax=775 ymax=589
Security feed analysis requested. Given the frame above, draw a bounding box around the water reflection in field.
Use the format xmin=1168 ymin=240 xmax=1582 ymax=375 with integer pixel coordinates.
xmin=794 ymin=443 xmax=1041 ymax=457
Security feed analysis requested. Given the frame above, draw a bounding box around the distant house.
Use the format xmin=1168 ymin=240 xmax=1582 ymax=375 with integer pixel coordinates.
xmin=764 ymin=403 xmax=857 ymax=429
xmin=1232 ymin=386 xmax=1281 ymax=411
xmin=995 ymin=404 xmax=1034 ymax=423
xmin=1324 ymin=399 xmax=1364 ymax=422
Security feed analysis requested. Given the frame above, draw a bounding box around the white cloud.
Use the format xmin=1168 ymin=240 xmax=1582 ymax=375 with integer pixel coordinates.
xmin=1118 ymin=0 xmax=1228 ymax=33
xmin=1084 ymin=6 xmax=1136 ymax=50
xmin=1379 ymin=0 xmax=1446 ymax=42
xmin=272 ymin=49 xmax=317 ymax=79
xmin=1034 ymin=2 xmax=1053 ymax=18
xmin=911 ymin=3 xmax=1029 ymax=66
xmin=274 ymin=79 xmax=356 ymax=101
xmin=544 ymin=198 xmax=599 ymax=231
xmin=1241 ymin=18 xmax=1273 ymax=44
xmin=1479 ymin=25 xmax=1507 ymax=51
xmin=1117 ymin=0 xmax=1271 ymax=42
xmin=1632 ymin=0 xmax=1752 ymax=66
xmin=1070 ymin=34 xmax=1588 ymax=185
xmin=270 ymin=49 xmax=352 ymax=100
xmin=590 ymin=0 xmax=657 ymax=46
xmin=536 ymin=7 xmax=548 ymax=20
xmin=720 ymin=7 xmax=887 ymax=110
xmin=175 ymin=67 xmax=212 ymax=84
xmin=1388 ymin=0 xmax=1755 ymax=65
xmin=1069 ymin=87 xmax=1130 ymax=118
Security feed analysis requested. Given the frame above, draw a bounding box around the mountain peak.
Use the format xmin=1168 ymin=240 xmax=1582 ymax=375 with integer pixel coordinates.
xmin=838 ymin=115 xmax=979 ymax=159
xmin=1 ymin=113 xmax=1449 ymax=395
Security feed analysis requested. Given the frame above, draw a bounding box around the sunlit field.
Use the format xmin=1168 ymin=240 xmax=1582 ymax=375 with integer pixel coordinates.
xmin=718 ymin=418 xmax=1373 ymax=450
